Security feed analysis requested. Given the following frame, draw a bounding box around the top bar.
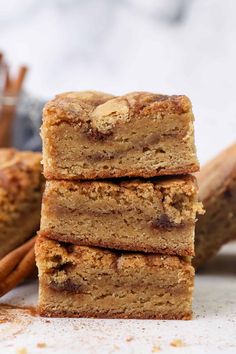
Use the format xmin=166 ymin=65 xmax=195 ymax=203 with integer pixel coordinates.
xmin=41 ymin=91 xmax=199 ymax=180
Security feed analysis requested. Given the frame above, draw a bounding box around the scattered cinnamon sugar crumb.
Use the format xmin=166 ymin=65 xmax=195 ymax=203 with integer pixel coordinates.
xmin=113 ymin=344 xmax=120 ymax=350
xmin=37 ymin=342 xmax=47 ymax=348
xmin=170 ymin=339 xmax=186 ymax=347
xmin=126 ymin=335 xmax=134 ymax=342
xmin=16 ymin=348 xmax=28 ymax=354
xmin=152 ymin=344 xmax=161 ymax=352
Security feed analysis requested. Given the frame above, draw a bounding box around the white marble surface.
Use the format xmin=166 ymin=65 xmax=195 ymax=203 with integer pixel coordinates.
xmin=1 ymin=244 xmax=236 ymax=354
xmin=1 ymin=0 xmax=236 ymax=163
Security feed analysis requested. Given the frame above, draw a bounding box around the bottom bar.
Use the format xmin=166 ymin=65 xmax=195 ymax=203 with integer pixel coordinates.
xmin=35 ymin=235 xmax=194 ymax=320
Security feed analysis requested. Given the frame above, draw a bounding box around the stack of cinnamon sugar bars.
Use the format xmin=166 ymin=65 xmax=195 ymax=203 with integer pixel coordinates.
xmin=36 ymin=91 xmax=203 ymax=319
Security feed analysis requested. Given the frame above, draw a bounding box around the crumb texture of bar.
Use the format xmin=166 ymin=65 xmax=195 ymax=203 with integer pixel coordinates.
xmin=41 ymin=91 xmax=199 ymax=179
xmin=40 ymin=175 xmax=203 ymax=256
xmin=0 ymin=149 xmax=44 ymax=258
xmin=35 ymin=235 xmax=194 ymax=320
xmin=194 ymin=143 xmax=236 ymax=268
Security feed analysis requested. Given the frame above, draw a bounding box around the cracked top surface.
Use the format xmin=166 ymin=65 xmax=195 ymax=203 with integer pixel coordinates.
xmin=42 ymin=91 xmax=192 ymax=133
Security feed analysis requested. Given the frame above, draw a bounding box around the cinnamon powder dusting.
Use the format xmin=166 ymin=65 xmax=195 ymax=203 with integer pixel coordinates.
xmin=0 ymin=303 xmax=37 ymax=342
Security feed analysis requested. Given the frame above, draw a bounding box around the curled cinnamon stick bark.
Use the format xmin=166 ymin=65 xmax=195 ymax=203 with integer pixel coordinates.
xmin=0 ymin=52 xmax=28 ymax=147
xmin=0 ymin=237 xmax=36 ymax=297
xmin=0 ymin=237 xmax=36 ymax=282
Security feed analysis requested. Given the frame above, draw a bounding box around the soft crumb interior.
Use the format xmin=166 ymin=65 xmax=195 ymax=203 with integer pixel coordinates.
xmin=36 ymin=239 xmax=194 ymax=319
xmin=39 ymin=284 xmax=192 ymax=319
xmin=42 ymin=110 xmax=198 ymax=178
xmin=41 ymin=178 xmax=202 ymax=255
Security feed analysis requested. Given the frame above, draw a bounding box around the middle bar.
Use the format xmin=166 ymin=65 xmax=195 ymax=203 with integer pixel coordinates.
xmin=40 ymin=175 xmax=201 ymax=256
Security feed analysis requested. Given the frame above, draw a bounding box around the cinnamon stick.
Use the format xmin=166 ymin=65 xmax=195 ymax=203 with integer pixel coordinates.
xmin=0 ymin=52 xmax=28 ymax=147
xmin=13 ymin=66 xmax=28 ymax=93
xmin=0 ymin=236 xmax=36 ymax=282
xmin=0 ymin=237 xmax=36 ymax=298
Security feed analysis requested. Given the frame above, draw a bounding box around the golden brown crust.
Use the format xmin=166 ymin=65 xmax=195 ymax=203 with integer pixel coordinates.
xmin=0 ymin=148 xmax=41 ymax=166
xmin=0 ymin=148 xmax=42 ymax=191
xmin=42 ymin=174 xmax=197 ymax=192
xmin=40 ymin=231 xmax=194 ymax=256
xmin=44 ymin=164 xmax=199 ymax=180
xmin=38 ymin=307 xmax=192 ymax=320
xmin=43 ymin=91 xmax=192 ymax=127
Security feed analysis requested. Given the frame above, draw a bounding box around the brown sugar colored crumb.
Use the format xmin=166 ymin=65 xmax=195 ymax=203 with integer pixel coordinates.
xmin=125 ymin=336 xmax=134 ymax=342
xmin=35 ymin=235 xmax=194 ymax=320
xmin=170 ymin=339 xmax=186 ymax=347
xmin=41 ymin=91 xmax=199 ymax=180
xmin=0 ymin=148 xmax=44 ymax=258
xmin=40 ymin=175 xmax=203 ymax=256
xmin=16 ymin=348 xmax=28 ymax=354
xmin=37 ymin=343 xmax=47 ymax=348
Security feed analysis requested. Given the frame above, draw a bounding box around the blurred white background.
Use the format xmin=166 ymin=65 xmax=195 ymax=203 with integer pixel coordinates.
xmin=0 ymin=0 xmax=236 ymax=163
